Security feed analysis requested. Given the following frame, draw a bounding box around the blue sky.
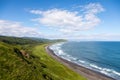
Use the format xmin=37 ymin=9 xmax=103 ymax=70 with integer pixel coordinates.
xmin=0 ymin=0 xmax=120 ymax=41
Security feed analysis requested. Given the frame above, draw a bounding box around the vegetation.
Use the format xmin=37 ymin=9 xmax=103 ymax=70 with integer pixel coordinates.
xmin=0 ymin=36 xmax=66 ymax=45
xmin=0 ymin=36 xmax=86 ymax=80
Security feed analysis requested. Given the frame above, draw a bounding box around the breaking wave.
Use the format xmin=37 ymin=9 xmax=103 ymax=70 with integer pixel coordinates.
xmin=49 ymin=42 xmax=120 ymax=80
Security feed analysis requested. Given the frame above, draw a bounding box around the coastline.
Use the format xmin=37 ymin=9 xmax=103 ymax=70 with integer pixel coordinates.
xmin=45 ymin=45 xmax=114 ymax=80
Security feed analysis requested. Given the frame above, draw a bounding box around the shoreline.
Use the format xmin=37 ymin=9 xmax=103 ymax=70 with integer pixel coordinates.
xmin=45 ymin=45 xmax=114 ymax=80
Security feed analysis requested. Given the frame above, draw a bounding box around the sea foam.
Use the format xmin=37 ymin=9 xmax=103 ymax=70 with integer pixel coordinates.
xmin=49 ymin=42 xmax=120 ymax=80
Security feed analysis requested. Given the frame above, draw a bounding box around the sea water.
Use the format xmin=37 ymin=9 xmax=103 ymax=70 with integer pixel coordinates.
xmin=50 ymin=41 xmax=120 ymax=80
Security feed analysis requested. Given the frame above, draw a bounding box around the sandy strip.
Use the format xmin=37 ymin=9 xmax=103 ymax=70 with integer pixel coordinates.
xmin=45 ymin=46 xmax=115 ymax=80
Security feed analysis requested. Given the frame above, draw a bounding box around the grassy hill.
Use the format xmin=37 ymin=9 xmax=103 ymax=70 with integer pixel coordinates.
xmin=0 ymin=36 xmax=86 ymax=80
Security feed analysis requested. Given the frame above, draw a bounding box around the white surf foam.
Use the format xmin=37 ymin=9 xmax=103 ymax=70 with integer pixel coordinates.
xmin=49 ymin=43 xmax=120 ymax=80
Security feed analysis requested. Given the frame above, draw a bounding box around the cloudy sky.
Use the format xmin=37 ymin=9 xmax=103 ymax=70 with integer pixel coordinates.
xmin=0 ymin=0 xmax=120 ymax=41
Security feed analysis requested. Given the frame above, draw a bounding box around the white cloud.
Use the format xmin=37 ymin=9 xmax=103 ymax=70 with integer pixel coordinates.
xmin=30 ymin=3 xmax=104 ymax=33
xmin=30 ymin=10 xmax=43 ymax=14
xmin=0 ymin=20 xmax=119 ymax=41
xmin=46 ymin=33 xmax=120 ymax=41
xmin=0 ymin=20 xmax=42 ymax=37
xmin=84 ymin=3 xmax=104 ymax=14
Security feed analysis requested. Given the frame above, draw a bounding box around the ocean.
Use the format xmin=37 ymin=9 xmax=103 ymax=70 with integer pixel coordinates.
xmin=49 ymin=41 xmax=120 ymax=80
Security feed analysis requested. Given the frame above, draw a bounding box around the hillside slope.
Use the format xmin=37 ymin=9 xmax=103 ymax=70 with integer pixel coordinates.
xmin=0 ymin=36 xmax=86 ymax=80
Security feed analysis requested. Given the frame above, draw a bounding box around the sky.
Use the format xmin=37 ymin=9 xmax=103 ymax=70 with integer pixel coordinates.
xmin=0 ymin=0 xmax=120 ymax=41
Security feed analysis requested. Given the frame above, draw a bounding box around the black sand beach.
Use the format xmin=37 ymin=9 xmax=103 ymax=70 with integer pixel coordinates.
xmin=45 ymin=46 xmax=114 ymax=80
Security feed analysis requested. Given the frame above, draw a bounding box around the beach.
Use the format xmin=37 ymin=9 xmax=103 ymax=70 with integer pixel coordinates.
xmin=45 ymin=46 xmax=114 ymax=80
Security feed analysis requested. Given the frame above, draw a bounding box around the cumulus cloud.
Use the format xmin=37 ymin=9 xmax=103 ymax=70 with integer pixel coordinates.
xmin=0 ymin=20 xmax=42 ymax=37
xmin=30 ymin=3 xmax=104 ymax=33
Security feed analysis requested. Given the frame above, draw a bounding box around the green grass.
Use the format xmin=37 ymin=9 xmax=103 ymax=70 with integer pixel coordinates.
xmin=31 ymin=44 xmax=86 ymax=80
xmin=0 ymin=42 xmax=86 ymax=80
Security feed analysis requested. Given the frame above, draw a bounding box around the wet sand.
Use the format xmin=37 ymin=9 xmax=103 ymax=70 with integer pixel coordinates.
xmin=45 ymin=46 xmax=115 ymax=80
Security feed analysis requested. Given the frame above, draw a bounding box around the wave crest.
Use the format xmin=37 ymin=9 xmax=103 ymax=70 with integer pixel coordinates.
xmin=49 ymin=43 xmax=120 ymax=80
